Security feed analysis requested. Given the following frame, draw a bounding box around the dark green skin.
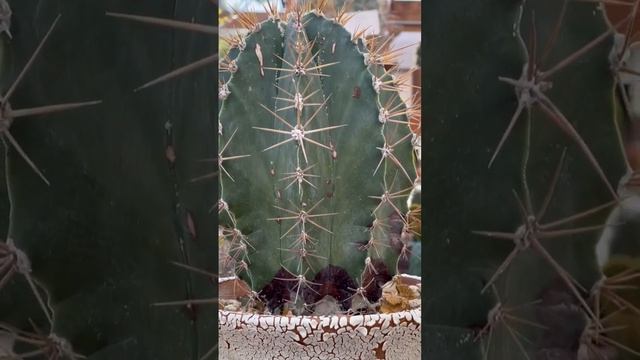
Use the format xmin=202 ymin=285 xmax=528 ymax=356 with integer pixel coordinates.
xmin=1 ymin=0 xmax=216 ymax=359
xmin=424 ymin=325 xmax=480 ymax=359
xmin=218 ymin=13 xmax=415 ymax=307
xmin=424 ymin=0 xmax=627 ymax=357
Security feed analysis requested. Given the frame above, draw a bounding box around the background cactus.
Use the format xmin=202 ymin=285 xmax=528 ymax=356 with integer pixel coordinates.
xmin=0 ymin=0 xmax=218 ymax=358
xmin=0 ymin=0 xmax=422 ymax=358
xmin=217 ymin=1 xmax=420 ymax=316
xmin=425 ymin=0 xmax=640 ymax=358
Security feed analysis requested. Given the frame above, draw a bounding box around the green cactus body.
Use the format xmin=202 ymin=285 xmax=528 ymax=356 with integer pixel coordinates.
xmin=1 ymin=1 xmax=217 ymax=358
xmin=218 ymin=7 xmax=418 ymax=315
xmin=425 ymin=0 xmax=635 ymax=358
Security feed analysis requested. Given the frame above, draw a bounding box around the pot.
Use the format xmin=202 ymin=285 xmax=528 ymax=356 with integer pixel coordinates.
xmin=218 ymin=275 xmax=421 ymax=359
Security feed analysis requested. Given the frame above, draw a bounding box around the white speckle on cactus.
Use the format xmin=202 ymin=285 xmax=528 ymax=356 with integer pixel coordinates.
xmin=363 ymin=53 xmax=371 ymax=66
xmin=279 ymin=164 xmax=319 ymax=196
xmin=377 ymin=144 xmax=393 ymax=164
xmin=218 ymin=198 xmax=229 ymax=212
xmin=293 ymin=59 xmax=307 ymax=76
xmin=374 ymin=190 xmax=401 ymax=217
xmin=331 ymin=146 xmax=337 ymax=160
xmin=294 ymin=92 xmax=304 ymax=111
xmin=219 ymin=82 xmax=231 ymax=100
xmin=373 ymin=133 xmax=414 ymax=182
xmin=364 ymin=256 xmax=379 ymax=275
xmin=411 ymin=133 xmax=420 ymax=148
xmin=255 ymin=44 xmax=264 ymax=76
xmin=372 ymin=75 xmax=382 ymax=93
xmin=291 ymin=125 xmax=305 ymax=141
xmin=293 ymin=40 xmax=307 ymax=54
xmin=228 ymin=60 xmax=238 ymax=73
xmin=378 ymin=107 xmax=390 ymax=124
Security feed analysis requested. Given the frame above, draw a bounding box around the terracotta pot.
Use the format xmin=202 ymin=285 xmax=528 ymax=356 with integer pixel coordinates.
xmin=218 ymin=276 xmax=421 ymax=359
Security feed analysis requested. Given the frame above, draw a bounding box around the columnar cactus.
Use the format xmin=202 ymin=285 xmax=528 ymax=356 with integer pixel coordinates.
xmin=425 ymin=0 xmax=640 ymax=358
xmin=218 ymin=2 xmax=420 ymax=316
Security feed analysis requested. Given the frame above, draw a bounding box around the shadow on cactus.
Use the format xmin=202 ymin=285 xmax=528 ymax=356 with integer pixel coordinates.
xmin=217 ymin=1 xmax=421 ymax=317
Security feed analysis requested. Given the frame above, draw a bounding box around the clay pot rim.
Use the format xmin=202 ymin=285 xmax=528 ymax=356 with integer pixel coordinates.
xmin=218 ymin=308 xmax=421 ymax=321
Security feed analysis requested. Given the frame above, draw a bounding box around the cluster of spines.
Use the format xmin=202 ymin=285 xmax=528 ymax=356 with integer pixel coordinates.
xmin=218 ymin=3 xmax=337 ymax=309
xmin=0 ymin=4 xmax=221 ymax=359
xmin=361 ymin=35 xmax=421 ymax=285
xmin=216 ymin=2 xmax=261 ymax=293
xmin=0 ymin=10 xmax=105 ymax=357
xmin=470 ymin=2 xmax=640 ymax=358
xmin=259 ymin=24 xmax=344 ymax=309
xmin=103 ymin=8 xmax=220 ymax=360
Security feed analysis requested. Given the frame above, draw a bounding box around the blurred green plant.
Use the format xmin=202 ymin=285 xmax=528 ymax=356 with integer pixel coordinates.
xmin=219 ymin=8 xmax=231 ymax=58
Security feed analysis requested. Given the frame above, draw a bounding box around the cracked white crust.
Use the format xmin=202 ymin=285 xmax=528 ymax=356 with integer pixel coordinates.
xmin=218 ymin=309 xmax=421 ymax=359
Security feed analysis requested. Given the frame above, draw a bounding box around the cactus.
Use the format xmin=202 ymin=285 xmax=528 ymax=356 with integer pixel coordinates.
xmin=217 ymin=2 xmax=420 ymax=316
xmin=425 ymin=0 xmax=640 ymax=359
xmin=0 ymin=1 xmax=218 ymax=359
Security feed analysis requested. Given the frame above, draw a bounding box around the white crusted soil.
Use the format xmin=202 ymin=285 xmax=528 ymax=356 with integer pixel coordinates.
xmin=218 ymin=309 xmax=421 ymax=359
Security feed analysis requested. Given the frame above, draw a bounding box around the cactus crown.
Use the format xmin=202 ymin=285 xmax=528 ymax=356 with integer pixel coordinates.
xmin=218 ymin=1 xmax=420 ymax=315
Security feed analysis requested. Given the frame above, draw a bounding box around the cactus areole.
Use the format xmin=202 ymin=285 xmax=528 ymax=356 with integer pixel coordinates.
xmin=217 ymin=3 xmax=421 ymax=359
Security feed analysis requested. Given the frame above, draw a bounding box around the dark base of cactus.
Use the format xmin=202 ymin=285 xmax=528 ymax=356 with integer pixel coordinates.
xmin=309 ymin=265 xmax=358 ymax=311
xmin=256 ymin=263 xmax=400 ymax=316
xmin=259 ymin=265 xmax=360 ymax=315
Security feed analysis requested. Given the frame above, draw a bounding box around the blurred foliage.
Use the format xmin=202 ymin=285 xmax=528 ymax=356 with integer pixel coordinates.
xmin=334 ymin=0 xmax=379 ymax=11
xmin=219 ymin=8 xmax=231 ymax=58
xmin=220 ymin=0 xmax=380 ymax=12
